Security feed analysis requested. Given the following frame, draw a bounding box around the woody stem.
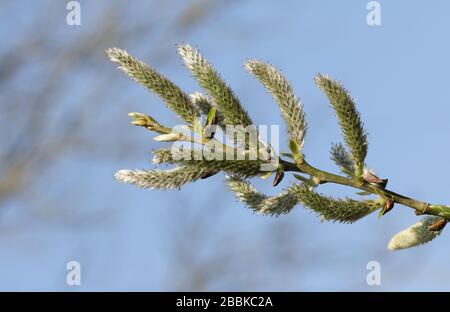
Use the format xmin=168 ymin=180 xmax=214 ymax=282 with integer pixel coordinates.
xmin=280 ymin=158 xmax=450 ymax=220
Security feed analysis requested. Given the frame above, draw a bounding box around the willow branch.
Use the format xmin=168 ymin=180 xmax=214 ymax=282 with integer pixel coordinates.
xmin=280 ymin=158 xmax=450 ymax=220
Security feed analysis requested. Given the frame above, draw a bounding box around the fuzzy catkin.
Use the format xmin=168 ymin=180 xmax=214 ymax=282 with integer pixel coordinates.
xmin=330 ymin=142 xmax=355 ymax=176
xmin=245 ymin=60 xmax=307 ymax=149
xmin=152 ymin=148 xmax=264 ymax=178
xmin=107 ymin=48 xmax=199 ymax=124
xmin=388 ymin=216 xmax=443 ymax=250
xmin=292 ymin=184 xmax=381 ymax=223
xmin=227 ymin=176 xmax=299 ymax=215
xmin=114 ymin=165 xmax=209 ymax=190
xmin=178 ymin=44 xmax=252 ymax=127
xmin=315 ymin=74 xmax=368 ymax=177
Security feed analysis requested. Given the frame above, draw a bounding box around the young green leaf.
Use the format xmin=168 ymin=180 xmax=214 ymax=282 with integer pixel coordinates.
xmin=189 ymin=92 xmax=226 ymax=126
xmin=289 ymin=139 xmax=303 ymax=164
xmin=203 ymin=107 xmax=217 ymax=139
xmin=205 ymin=107 xmax=217 ymax=127
xmin=260 ymin=171 xmax=274 ymax=180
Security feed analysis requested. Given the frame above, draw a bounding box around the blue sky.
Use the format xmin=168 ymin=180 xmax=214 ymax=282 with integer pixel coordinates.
xmin=1 ymin=0 xmax=450 ymax=291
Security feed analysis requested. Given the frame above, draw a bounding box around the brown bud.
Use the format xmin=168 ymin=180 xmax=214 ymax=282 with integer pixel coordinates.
xmin=379 ymin=198 xmax=395 ymax=217
xmin=428 ymin=219 xmax=447 ymax=232
xmin=384 ymin=198 xmax=395 ymax=213
xmin=363 ymin=171 xmax=384 ymax=184
xmin=272 ymin=170 xmax=285 ymax=187
xmin=363 ymin=171 xmax=388 ymax=189
xmin=201 ymin=170 xmax=219 ymax=179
